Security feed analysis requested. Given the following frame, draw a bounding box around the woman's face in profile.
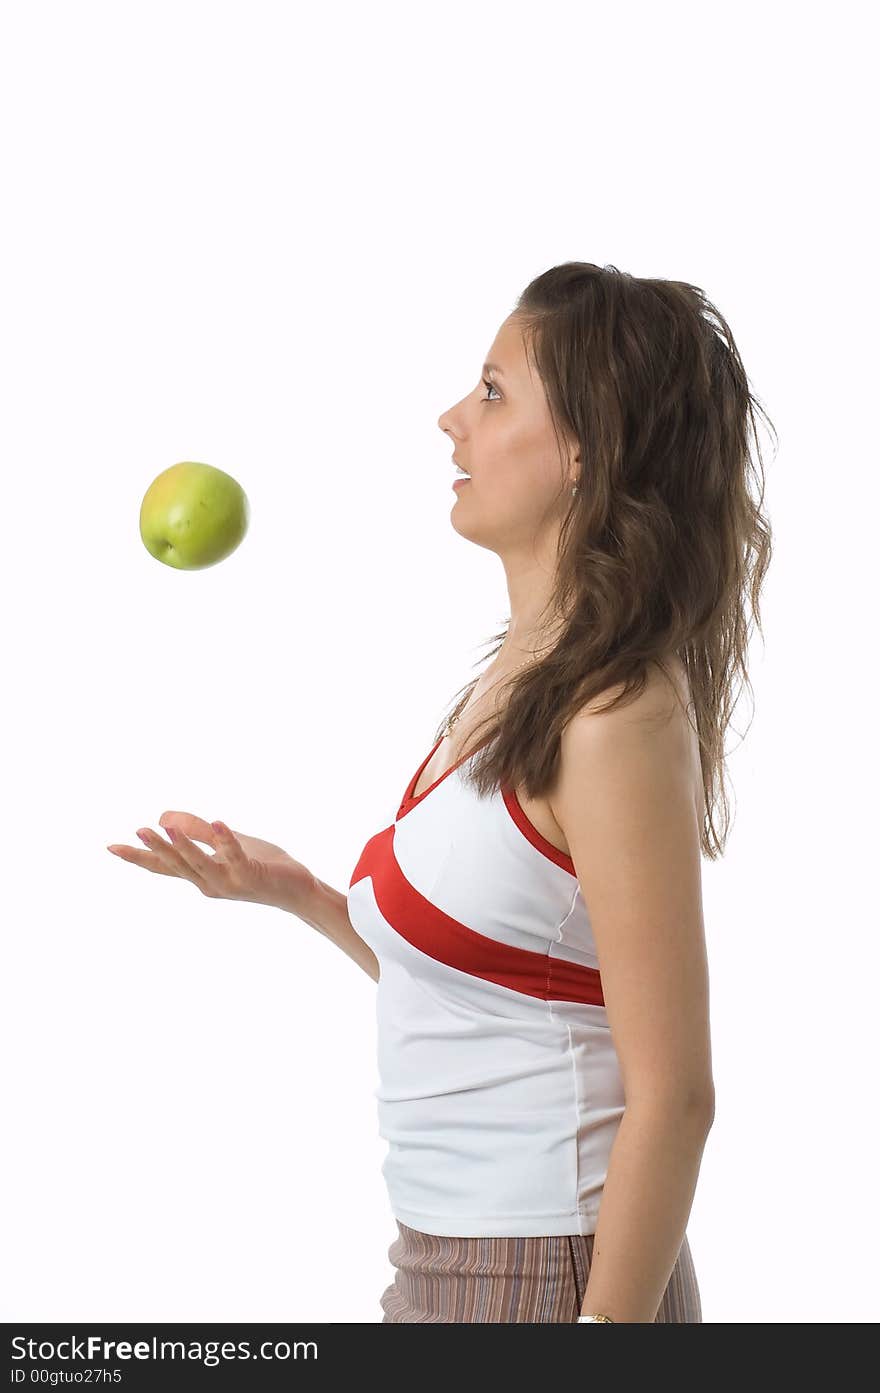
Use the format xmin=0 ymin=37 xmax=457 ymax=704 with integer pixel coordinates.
xmin=437 ymin=314 xmax=577 ymax=556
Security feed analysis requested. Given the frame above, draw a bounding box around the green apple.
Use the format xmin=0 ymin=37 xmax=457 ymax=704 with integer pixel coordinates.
xmin=139 ymin=461 xmax=250 ymax=570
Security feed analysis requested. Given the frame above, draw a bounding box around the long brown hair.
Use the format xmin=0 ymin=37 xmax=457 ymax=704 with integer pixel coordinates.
xmin=436 ymin=261 xmax=775 ymax=860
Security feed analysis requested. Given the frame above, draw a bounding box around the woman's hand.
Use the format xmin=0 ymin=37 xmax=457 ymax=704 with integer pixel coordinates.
xmin=106 ymin=811 xmax=317 ymax=914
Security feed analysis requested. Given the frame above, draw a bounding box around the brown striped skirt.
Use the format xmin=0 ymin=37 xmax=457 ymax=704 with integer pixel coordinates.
xmin=380 ymin=1220 xmax=702 ymax=1323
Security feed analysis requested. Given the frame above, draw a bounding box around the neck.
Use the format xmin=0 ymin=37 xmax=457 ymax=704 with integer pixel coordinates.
xmin=497 ymin=531 xmax=565 ymax=662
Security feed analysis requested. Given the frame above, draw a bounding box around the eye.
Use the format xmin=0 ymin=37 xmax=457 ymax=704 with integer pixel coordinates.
xmin=481 ymin=377 xmax=501 ymax=402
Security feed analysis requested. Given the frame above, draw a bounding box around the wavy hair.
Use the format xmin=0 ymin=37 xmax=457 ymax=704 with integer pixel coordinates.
xmin=435 ymin=261 xmax=775 ymax=860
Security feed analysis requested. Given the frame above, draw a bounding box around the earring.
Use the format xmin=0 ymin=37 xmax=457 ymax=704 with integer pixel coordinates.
xmin=571 ymin=483 xmax=578 ymax=496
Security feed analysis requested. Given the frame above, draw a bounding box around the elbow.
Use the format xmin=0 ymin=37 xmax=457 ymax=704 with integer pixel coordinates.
xmin=678 ymin=1079 xmax=715 ymax=1127
xmin=626 ymin=1080 xmax=716 ymax=1129
xmin=696 ymin=1085 xmax=715 ymax=1130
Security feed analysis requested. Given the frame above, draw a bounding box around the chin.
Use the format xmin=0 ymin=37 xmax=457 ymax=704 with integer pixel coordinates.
xmin=450 ymin=499 xmax=497 ymax=552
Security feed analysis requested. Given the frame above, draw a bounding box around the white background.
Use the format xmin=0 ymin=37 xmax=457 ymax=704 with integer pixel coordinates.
xmin=1 ymin=0 xmax=877 ymax=1324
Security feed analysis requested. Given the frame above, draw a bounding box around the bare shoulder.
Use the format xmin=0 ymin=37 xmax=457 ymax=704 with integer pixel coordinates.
xmin=550 ymin=657 xmax=702 ymax=828
xmin=563 ymin=656 xmax=692 ymax=745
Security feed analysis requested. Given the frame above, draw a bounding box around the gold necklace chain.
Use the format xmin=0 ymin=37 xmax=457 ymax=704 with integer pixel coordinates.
xmin=444 ymin=655 xmax=536 ymax=736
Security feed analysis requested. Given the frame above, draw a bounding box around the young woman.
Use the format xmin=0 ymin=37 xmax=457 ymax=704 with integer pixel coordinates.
xmin=108 ymin=261 xmax=774 ymax=1323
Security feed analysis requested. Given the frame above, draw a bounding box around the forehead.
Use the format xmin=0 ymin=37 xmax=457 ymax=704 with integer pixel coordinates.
xmin=483 ymin=319 xmax=532 ymax=384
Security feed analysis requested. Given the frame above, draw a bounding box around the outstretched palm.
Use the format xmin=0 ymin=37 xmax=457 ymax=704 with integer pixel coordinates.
xmin=107 ymin=809 xmax=316 ymax=911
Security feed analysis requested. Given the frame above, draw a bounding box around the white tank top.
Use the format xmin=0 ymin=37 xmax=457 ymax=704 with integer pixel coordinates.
xmin=347 ymin=732 xmax=626 ymax=1237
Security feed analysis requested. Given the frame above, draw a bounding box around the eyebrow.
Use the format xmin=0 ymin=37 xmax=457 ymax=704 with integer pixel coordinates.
xmin=482 ymin=361 xmax=506 ymax=378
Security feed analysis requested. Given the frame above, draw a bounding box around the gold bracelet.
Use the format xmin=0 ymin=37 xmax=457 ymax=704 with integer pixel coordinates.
xmin=577 ymin=1313 xmax=615 ymax=1322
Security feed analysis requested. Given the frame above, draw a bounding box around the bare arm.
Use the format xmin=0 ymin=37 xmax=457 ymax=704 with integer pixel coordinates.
xmin=550 ymin=667 xmax=714 ymax=1322
xmin=281 ymin=875 xmax=380 ymax=983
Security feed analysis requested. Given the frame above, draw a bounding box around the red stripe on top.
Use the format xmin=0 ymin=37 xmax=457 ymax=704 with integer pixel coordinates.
xmin=398 ymin=735 xmax=493 ymax=818
xmin=398 ymin=736 xmax=576 ymax=875
xmin=349 ymin=824 xmax=604 ymax=1007
xmin=501 ymin=786 xmax=577 ymax=875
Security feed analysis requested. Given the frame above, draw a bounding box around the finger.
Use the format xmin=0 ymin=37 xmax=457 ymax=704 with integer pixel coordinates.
xmin=208 ymin=820 xmax=248 ymax=869
xmin=105 ymin=842 xmax=181 ymax=877
xmin=158 ymin=810 xmax=218 ymax=849
xmin=137 ymin=826 xmax=216 ymax=893
xmin=163 ymin=825 xmax=220 ymax=882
